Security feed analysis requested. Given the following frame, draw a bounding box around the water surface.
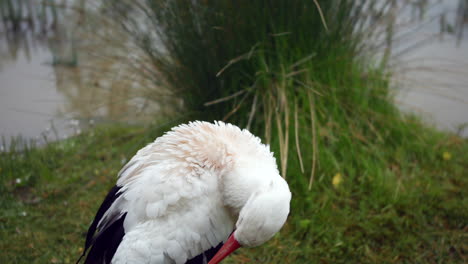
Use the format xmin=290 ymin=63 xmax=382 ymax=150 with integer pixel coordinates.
xmin=393 ymin=0 xmax=468 ymax=137
xmin=0 ymin=1 xmax=159 ymax=147
xmin=0 ymin=1 xmax=467 ymax=148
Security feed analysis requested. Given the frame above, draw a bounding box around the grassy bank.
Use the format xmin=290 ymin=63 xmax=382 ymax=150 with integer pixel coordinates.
xmin=0 ymin=122 xmax=466 ymax=263
xmin=0 ymin=125 xmax=153 ymax=263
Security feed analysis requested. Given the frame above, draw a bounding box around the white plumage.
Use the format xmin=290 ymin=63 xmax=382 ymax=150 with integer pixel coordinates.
xmin=79 ymin=121 xmax=291 ymax=264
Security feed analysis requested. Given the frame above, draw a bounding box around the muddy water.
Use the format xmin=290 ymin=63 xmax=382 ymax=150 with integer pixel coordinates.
xmin=0 ymin=1 xmax=160 ymax=148
xmin=0 ymin=48 xmax=69 ymax=145
xmin=0 ymin=1 xmax=467 ymax=149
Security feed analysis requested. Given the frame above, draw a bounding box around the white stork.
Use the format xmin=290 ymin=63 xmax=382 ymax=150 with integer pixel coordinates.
xmin=78 ymin=121 xmax=291 ymax=264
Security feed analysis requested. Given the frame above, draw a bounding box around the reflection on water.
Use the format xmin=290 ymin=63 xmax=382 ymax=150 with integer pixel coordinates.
xmin=0 ymin=0 xmax=71 ymax=146
xmin=391 ymin=0 xmax=468 ymax=137
xmin=0 ymin=0 xmax=467 ymax=148
xmin=0 ymin=0 xmax=162 ymax=147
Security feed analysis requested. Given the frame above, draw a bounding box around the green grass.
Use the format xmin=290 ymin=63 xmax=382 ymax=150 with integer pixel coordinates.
xmin=0 ymin=124 xmax=170 ymax=263
xmin=0 ymin=122 xmax=466 ymax=263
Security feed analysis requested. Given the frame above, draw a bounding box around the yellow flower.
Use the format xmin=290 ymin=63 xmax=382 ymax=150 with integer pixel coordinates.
xmin=442 ymin=151 xmax=452 ymax=161
xmin=332 ymin=173 xmax=342 ymax=187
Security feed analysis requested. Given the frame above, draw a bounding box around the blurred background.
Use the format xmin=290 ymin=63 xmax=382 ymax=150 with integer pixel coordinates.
xmin=0 ymin=0 xmax=467 ymax=263
xmin=0 ymin=0 xmax=467 ymax=147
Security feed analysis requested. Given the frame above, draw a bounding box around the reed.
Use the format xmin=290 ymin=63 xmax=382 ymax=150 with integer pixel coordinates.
xmin=107 ymin=0 xmax=403 ymax=189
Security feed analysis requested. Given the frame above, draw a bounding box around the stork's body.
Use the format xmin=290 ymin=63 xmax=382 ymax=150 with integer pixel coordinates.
xmin=79 ymin=121 xmax=291 ymax=264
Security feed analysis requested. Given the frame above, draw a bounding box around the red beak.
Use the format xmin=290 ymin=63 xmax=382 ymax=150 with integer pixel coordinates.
xmin=208 ymin=233 xmax=241 ymax=264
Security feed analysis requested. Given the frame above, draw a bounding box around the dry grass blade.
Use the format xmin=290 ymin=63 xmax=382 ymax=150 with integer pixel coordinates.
xmin=313 ymin=0 xmax=329 ymax=33
xmin=290 ymin=53 xmax=316 ymax=69
xmin=246 ymin=93 xmax=258 ymax=130
xmin=308 ymin=91 xmax=317 ymax=190
xmin=263 ymin=93 xmax=273 ymax=144
xmin=204 ymin=90 xmax=246 ymax=106
xmin=221 ymin=93 xmax=249 ymax=121
xmin=294 ymin=100 xmax=305 ymax=173
xmin=270 ymin=32 xmax=292 ymax=37
xmin=275 ymin=79 xmax=290 ymax=178
xmin=216 ymin=44 xmax=259 ymax=77
xmin=275 ymin=112 xmax=287 ymax=178
xmin=285 ymin=69 xmax=308 ymax=78
xmin=283 ymin=91 xmax=290 ymax=178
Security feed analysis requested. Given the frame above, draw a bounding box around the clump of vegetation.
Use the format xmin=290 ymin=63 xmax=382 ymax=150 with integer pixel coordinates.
xmin=112 ymin=0 xmax=391 ymax=180
xmin=0 ymin=0 xmax=467 ymax=263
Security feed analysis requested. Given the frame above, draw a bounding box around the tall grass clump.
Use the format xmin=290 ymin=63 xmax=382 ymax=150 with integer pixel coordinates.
xmin=102 ymin=1 xmax=468 ymax=262
xmin=110 ymin=0 xmax=404 ymax=189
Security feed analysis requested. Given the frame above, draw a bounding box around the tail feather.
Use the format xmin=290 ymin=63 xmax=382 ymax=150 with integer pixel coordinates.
xmin=84 ymin=213 xmax=127 ymax=264
xmin=77 ymin=185 xmax=124 ymax=264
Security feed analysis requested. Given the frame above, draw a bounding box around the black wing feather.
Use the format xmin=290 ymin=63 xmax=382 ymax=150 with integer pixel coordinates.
xmin=77 ymin=185 xmax=124 ymax=264
xmin=84 ymin=213 xmax=127 ymax=264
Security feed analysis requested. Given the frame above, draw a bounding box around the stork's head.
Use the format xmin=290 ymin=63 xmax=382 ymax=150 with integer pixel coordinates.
xmin=209 ymin=163 xmax=291 ymax=264
xmin=234 ymin=176 xmax=291 ymax=247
